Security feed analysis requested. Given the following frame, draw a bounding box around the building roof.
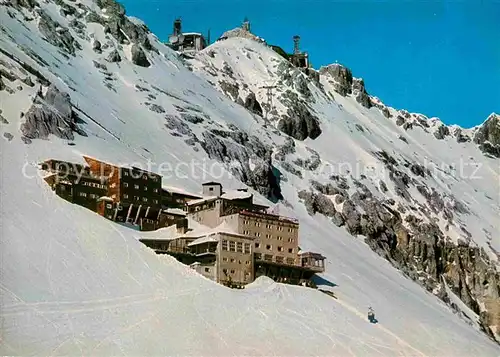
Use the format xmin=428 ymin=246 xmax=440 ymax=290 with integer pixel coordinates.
xmin=162 ymin=185 xmax=202 ymax=198
xmin=220 ymin=190 xmax=252 ymax=200
xmin=162 ymin=208 xmax=186 ymax=216
xmin=98 ymin=196 xmax=114 ymax=202
xmin=202 ymin=181 xmax=222 ymax=186
xmin=187 ymin=234 xmax=219 ymax=247
xmin=186 ymin=196 xmax=218 ymax=206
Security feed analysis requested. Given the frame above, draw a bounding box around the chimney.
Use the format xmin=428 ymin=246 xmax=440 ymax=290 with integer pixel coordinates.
xmin=242 ymin=17 xmax=250 ymax=32
xmin=176 ymin=218 xmax=188 ymax=234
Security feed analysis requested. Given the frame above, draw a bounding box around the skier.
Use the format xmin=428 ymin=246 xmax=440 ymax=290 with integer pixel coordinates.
xmin=367 ymin=307 xmax=376 ymax=323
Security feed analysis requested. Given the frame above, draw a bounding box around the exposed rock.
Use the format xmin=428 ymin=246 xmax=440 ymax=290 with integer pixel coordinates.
xmin=200 ymin=131 xmax=282 ymax=200
xmin=352 ymin=78 xmax=372 ymax=109
xmin=219 ymin=81 xmax=239 ymax=101
xmin=106 ymin=49 xmax=121 ymax=63
xmin=298 ymin=190 xmax=337 ymax=217
xmin=474 ymin=113 xmax=500 ymax=157
xmin=38 ymin=10 xmax=79 ymax=55
xmin=293 ymin=148 xmax=321 ymax=171
xmin=319 ymin=64 xmax=353 ymax=96
xmin=396 ymin=116 xmax=405 ymax=126
xmin=434 ymin=124 xmax=450 ymax=140
xmin=20 ymin=84 xmax=83 ymax=141
xmin=3 ymin=132 xmax=14 ymax=141
xmin=280 ymin=162 xmax=303 ymax=178
xmin=93 ymin=40 xmax=102 ymax=53
xmin=131 ymin=44 xmax=150 ymax=67
xmin=0 ymin=76 xmax=5 ymax=91
xmin=453 ymin=127 xmax=470 ymax=143
xmin=92 ymin=61 xmax=107 ymax=70
xmin=148 ymin=104 xmax=165 ymax=113
xmin=275 ymin=137 xmax=296 ymax=161
xmin=278 ymin=90 xmax=321 ymax=140
xmin=398 ymin=135 xmax=408 ymax=144
xmin=244 ymin=92 xmax=262 ymax=116
xmin=180 ymin=113 xmax=205 ymax=124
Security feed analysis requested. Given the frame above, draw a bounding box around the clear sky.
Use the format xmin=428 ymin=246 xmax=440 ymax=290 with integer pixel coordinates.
xmin=121 ymin=0 xmax=499 ymax=127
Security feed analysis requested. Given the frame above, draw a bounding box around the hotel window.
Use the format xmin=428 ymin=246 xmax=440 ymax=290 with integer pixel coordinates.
xmin=266 ymin=244 xmax=272 ymax=250
xmin=266 ymin=234 xmax=272 ymax=239
xmin=222 ymin=240 xmax=228 ymax=251
xmin=264 ymin=254 xmax=273 ymax=262
xmin=142 ymin=197 xmax=148 ymax=202
xmin=254 ymin=232 xmax=261 ymax=237
xmin=230 ymin=258 xmax=235 ymax=263
xmin=124 ymin=194 xmax=129 ymax=199
xmin=255 ymin=253 xmax=262 ymax=260
xmin=288 ymin=238 xmax=294 ymax=243
xmin=286 ymin=258 xmax=295 ymax=265
xmin=124 ymin=171 xmax=129 ymax=177
xmin=277 ymin=236 xmax=283 ymax=241
xmin=143 ymin=175 xmax=148 ymax=180
xmin=276 ymin=256 xmax=284 ymax=264
xmin=153 ymin=188 xmax=158 ymax=193
xmin=229 ymin=241 xmax=236 ymax=252
xmin=106 ymin=204 xmax=112 ymax=209
xmin=204 ymin=268 xmax=210 ymax=273
xmin=144 ymin=187 xmax=148 ymax=191
xmin=277 ymin=246 xmax=283 ymax=252
xmin=134 ymin=196 xmax=140 ymax=201
xmin=153 ymin=200 xmax=158 ymax=204
xmin=223 ymin=257 xmax=228 ymax=262
xmin=124 ymin=183 xmax=129 ymax=188
xmin=255 ymin=243 xmax=260 ymax=249
xmin=230 ymin=270 xmax=235 ymax=274
xmin=79 ymin=192 xmax=87 ymax=197
xmin=134 ymin=184 xmax=139 ymax=190
xmin=237 ymin=242 xmax=243 ymax=253
xmin=244 ymin=243 xmax=251 ymax=253
xmin=246 ymin=261 xmax=251 ymax=265
xmin=288 ymin=248 xmax=294 ymax=253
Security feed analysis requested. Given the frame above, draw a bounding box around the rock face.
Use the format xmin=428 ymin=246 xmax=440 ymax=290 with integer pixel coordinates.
xmin=131 ymin=44 xmax=150 ymax=67
xmin=298 ymin=174 xmax=500 ymax=341
xmin=434 ymin=124 xmax=450 ymax=140
xmin=21 ymin=85 xmax=83 ymax=141
xmin=352 ymin=78 xmax=371 ymax=109
xmin=319 ymin=64 xmax=353 ymax=96
xmin=244 ymin=92 xmax=263 ymax=117
xmin=38 ymin=10 xmax=79 ymax=55
xmin=92 ymin=40 xmax=102 ymax=53
xmin=201 ymin=130 xmax=282 ymax=201
xmin=106 ymin=49 xmax=121 ymax=63
xmin=474 ymin=113 xmax=500 ymax=157
xmin=278 ymin=90 xmax=321 ymax=140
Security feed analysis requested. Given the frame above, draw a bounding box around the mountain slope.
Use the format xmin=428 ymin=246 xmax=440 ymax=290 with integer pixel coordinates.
xmin=1 ymin=0 xmax=499 ymax=355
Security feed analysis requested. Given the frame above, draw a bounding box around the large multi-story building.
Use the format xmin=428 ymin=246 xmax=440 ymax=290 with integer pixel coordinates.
xmin=83 ymin=156 xmax=162 ymax=226
xmin=41 ymin=159 xmax=107 ymax=212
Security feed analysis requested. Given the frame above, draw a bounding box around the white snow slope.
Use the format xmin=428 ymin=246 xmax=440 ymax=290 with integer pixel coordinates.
xmin=0 ymin=1 xmax=499 ymax=356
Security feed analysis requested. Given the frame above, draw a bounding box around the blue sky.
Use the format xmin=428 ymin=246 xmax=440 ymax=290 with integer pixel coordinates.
xmin=121 ymin=0 xmax=499 ymax=127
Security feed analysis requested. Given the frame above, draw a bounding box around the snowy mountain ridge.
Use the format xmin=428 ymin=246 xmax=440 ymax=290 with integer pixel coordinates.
xmin=1 ymin=0 xmax=499 ymax=354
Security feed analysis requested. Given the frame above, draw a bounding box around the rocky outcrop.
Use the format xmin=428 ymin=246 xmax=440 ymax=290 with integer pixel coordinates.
xmin=38 ymin=10 xmax=80 ymax=55
xmin=21 ymin=84 xmax=84 ymax=141
xmin=434 ymin=124 xmax=450 ymax=140
xmin=474 ymin=113 xmax=500 ymax=157
xmin=131 ymin=44 xmax=150 ymax=67
xmin=106 ymin=49 xmax=122 ymax=63
xmin=278 ymin=90 xmax=321 ymax=140
xmin=319 ymin=64 xmax=353 ymax=96
xmin=244 ymin=92 xmax=263 ymax=116
xmin=201 ymin=130 xmax=282 ymax=200
xmin=92 ymin=40 xmax=102 ymax=53
xmin=352 ymin=78 xmax=371 ymax=109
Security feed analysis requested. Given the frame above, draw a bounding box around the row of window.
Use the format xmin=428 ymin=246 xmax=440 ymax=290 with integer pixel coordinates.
xmin=123 ymin=182 xmax=159 ymax=193
xmin=222 ymin=257 xmax=251 ymax=265
xmin=221 ymin=240 xmax=251 ymax=254
xmin=255 ymin=253 xmax=295 ymax=265
xmin=242 ymin=220 xmax=295 ymax=232
xmin=81 ymin=181 xmax=106 ymax=189
xmin=78 ymin=192 xmax=100 ymax=199
xmin=123 ymin=171 xmax=159 ymax=182
xmin=122 ymin=194 xmax=159 ymax=204
xmin=254 ymin=242 xmax=294 ymax=254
